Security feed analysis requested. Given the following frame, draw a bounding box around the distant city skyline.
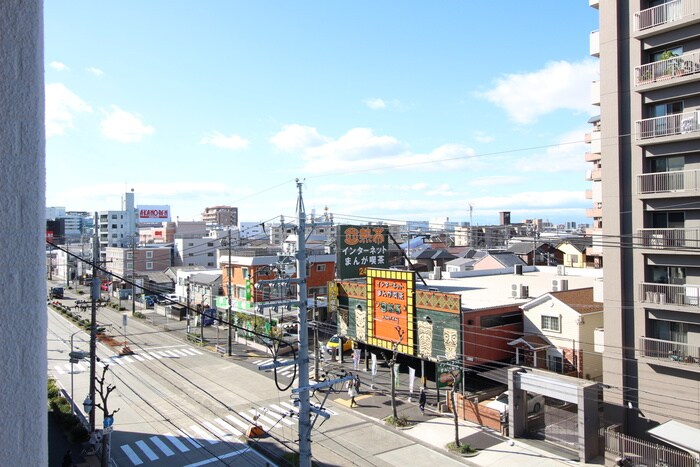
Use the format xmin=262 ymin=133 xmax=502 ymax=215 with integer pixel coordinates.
xmin=44 ymin=2 xmax=598 ymax=227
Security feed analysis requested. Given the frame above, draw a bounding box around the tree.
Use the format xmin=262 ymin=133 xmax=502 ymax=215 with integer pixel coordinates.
xmin=93 ymin=364 xmax=120 ymax=467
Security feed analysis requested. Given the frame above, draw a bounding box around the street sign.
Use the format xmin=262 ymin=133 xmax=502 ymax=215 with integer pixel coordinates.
xmin=103 ymin=425 xmax=113 ymax=434
xmin=103 ymin=415 xmax=114 ymax=428
xmin=69 ymin=351 xmax=88 ymax=360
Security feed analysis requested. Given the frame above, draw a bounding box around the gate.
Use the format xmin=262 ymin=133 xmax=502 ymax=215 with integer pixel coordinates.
xmin=527 ymin=396 xmax=578 ymax=450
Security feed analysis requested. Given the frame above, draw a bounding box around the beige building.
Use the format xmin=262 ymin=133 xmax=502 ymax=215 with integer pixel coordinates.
xmin=513 ymin=288 xmax=603 ymax=381
xmin=201 ymin=205 xmax=238 ymax=227
xmin=597 ymin=0 xmax=700 ymax=438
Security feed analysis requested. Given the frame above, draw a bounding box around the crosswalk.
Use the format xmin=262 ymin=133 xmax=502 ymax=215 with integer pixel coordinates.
xmin=117 ymin=400 xmax=314 ymax=465
xmin=252 ymin=357 xmax=319 ymax=382
xmin=52 ymin=347 xmax=204 ymax=375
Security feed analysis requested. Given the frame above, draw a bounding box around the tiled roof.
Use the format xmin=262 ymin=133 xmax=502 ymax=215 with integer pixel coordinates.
xmin=551 ymin=287 xmax=603 ymax=314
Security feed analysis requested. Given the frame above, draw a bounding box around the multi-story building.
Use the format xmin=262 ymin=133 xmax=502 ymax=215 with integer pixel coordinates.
xmin=585 ymin=112 xmax=604 ymax=269
xmin=598 ymin=0 xmax=700 ymax=441
xmin=201 ymin=205 xmax=238 ymax=227
xmin=98 ymin=191 xmax=137 ymax=259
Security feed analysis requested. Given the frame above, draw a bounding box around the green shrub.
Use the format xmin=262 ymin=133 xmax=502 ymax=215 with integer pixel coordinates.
xmin=447 ymin=442 xmax=476 ymax=454
xmin=48 ymin=378 xmax=60 ymax=399
xmin=384 ymin=415 xmax=410 ymax=427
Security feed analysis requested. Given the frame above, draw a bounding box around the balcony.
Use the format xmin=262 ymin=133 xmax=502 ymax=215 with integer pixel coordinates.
xmin=636 ymin=109 xmax=700 ymax=141
xmin=590 ymin=80 xmax=600 ymax=106
xmin=586 ymin=207 xmax=602 ymax=218
xmin=639 ymin=336 xmax=700 ymax=371
xmin=634 ymin=0 xmax=700 ymax=33
xmin=638 ymin=228 xmax=700 ymax=249
xmin=637 ymin=169 xmax=700 ymax=194
xmin=585 ymin=152 xmax=601 ymax=162
xmin=585 ymin=168 xmax=602 ymax=181
xmin=589 ymin=0 xmax=599 ymax=9
xmin=585 ymin=189 xmax=593 ymax=199
xmin=634 ymin=50 xmax=700 ymax=87
xmin=639 ymin=282 xmax=700 ymax=309
xmin=590 ymin=30 xmax=599 ymax=57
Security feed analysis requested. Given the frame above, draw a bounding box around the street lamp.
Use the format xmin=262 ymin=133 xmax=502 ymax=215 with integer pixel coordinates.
xmin=69 ymin=330 xmax=88 ymax=417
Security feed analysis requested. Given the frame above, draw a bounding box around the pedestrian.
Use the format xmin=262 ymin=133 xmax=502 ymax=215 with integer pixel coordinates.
xmin=61 ymin=449 xmax=73 ymax=467
xmin=418 ymin=387 xmax=426 ymax=415
xmin=355 ymin=373 xmax=362 ymax=394
xmin=348 ymin=375 xmax=358 ymax=407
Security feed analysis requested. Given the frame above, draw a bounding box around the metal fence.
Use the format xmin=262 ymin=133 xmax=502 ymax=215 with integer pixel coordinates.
xmin=605 ymin=425 xmax=698 ymax=467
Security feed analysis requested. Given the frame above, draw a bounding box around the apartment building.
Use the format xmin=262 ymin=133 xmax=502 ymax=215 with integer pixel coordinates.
xmin=597 ymin=0 xmax=700 ymax=438
xmin=201 ymin=205 xmax=238 ymax=227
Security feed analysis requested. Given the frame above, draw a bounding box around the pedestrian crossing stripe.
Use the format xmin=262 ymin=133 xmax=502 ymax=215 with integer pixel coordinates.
xmin=214 ymin=417 xmax=243 ymax=437
xmin=162 ymin=433 xmax=190 ymax=452
xmin=176 ymin=428 xmax=202 ymax=449
xmin=225 ymin=414 xmax=250 ymax=433
xmin=149 ymin=435 xmax=175 ymax=457
xmin=120 ymin=444 xmax=143 ymax=465
xmin=189 ymin=424 xmax=219 ymax=445
xmin=135 ymin=440 xmax=158 ymax=461
xmin=239 ymin=411 xmax=270 ymax=432
xmin=50 ymin=347 xmax=203 ymax=374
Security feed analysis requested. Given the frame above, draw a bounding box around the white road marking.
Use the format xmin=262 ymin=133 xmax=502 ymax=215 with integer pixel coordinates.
xmin=225 ymin=415 xmax=250 ymax=433
xmin=214 ymin=417 xmax=243 ymax=437
xmin=135 ymin=440 xmax=159 ymax=461
xmin=133 ymin=355 xmax=145 ymax=361
xmin=162 ymin=433 xmax=190 ymax=453
xmin=247 ymin=409 xmax=276 ymax=428
xmin=122 ymin=356 xmax=134 ymax=363
xmin=239 ymin=411 xmax=270 ymax=432
xmin=262 ymin=407 xmax=294 ymax=426
xmin=120 ymin=444 xmax=143 ymax=465
xmin=202 ymin=421 xmax=227 ymax=438
xmin=280 ymin=401 xmax=299 ymax=413
xmin=268 ymin=404 xmax=295 ymax=425
xmin=176 ymin=429 xmax=202 ymax=449
xmin=149 ymin=436 xmax=175 ymax=457
xmin=189 ymin=424 xmax=219 ymax=445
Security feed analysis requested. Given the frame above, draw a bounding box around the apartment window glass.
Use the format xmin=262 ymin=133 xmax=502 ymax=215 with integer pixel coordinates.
xmin=651 ymin=211 xmax=684 ymax=228
xmin=547 ymin=350 xmax=563 ymax=373
xmin=650 ymin=46 xmax=683 ymax=63
xmin=207 ymin=242 xmax=213 ymax=247
xmin=649 ymin=319 xmax=688 ymax=343
xmin=111 ymin=233 xmax=117 ymax=238
xmin=649 ymin=100 xmax=683 ymax=118
xmin=316 ymin=264 xmax=326 ymax=272
xmin=126 ymin=251 xmax=133 ymax=260
xmin=541 ymin=315 xmax=561 ymax=332
xmin=242 ymin=268 xmax=249 ymax=279
xmin=649 ymin=266 xmax=686 ymax=284
xmin=146 ymin=251 xmax=153 ymax=259
xmin=127 ymin=263 xmax=133 ymax=271
xmin=146 ymin=262 xmax=153 ymax=270
xmin=207 ymin=252 xmax=214 ymax=257
xmin=236 ymin=285 xmax=246 ymax=298
xmin=111 ymin=224 xmax=117 ymax=229
xmin=651 ymin=156 xmax=684 ymax=173
xmin=111 ymin=214 xmax=117 ymax=219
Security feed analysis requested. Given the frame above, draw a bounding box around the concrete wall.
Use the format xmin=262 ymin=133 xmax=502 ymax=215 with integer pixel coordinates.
xmin=0 ymin=1 xmax=46 ymax=465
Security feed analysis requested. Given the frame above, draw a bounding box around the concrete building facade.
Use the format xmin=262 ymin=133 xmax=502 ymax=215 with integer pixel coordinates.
xmin=597 ymin=0 xmax=700 ymax=435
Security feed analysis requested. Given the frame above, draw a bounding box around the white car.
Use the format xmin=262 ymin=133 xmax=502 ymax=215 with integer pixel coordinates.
xmin=486 ymin=391 xmax=544 ymax=414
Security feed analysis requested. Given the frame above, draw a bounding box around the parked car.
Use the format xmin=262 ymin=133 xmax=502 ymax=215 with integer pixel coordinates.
xmin=49 ymin=287 xmax=64 ymax=299
xmin=486 ymin=391 xmax=544 ymax=414
xmin=325 ymin=335 xmax=353 ymax=354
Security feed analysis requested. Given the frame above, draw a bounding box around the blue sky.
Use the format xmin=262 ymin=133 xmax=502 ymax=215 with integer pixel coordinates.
xmin=45 ymin=1 xmax=599 ymax=227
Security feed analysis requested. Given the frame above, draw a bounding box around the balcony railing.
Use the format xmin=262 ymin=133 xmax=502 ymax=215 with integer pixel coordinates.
xmin=637 ymin=228 xmax=700 ymax=249
xmin=636 ymin=109 xmax=700 ymax=140
xmin=639 ymin=282 xmax=700 ymax=309
xmin=586 ymin=207 xmax=602 ymax=218
xmin=637 ymin=169 xmax=700 ymax=194
xmin=635 ymin=50 xmax=700 ymax=86
xmin=585 ymin=168 xmax=602 ymax=181
xmin=639 ymin=336 xmax=700 ymax=366
xmin=634 ymin=0 xmax=700 ymax=32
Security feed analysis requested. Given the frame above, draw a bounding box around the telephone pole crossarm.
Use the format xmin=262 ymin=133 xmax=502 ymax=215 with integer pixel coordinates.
xmin=292 ymin=374 xmax=355 ymax=394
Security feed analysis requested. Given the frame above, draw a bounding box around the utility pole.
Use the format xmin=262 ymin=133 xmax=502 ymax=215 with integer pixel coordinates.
xmin=186 ymin=277 xmax=191 ymax=335
xmin=227 ymin=229 xmax=233 ymax=356
xmin=295 ymin=179 xmax=312 ymax=467
xmin=88 ymin=212 xmax=99 ymax=433
xmin=131 ymin=236 xmax=136 ymax=316
xmin=313 ymin=292 xmax=319 ymax=381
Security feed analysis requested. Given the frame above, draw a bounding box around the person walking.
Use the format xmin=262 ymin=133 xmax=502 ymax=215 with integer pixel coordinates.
xmin=355 ymin=373 xmax=362 ymax=394
xmin=418 ymin=387 xmax=427 ymax=415
xmin=347 ymin=374 xmax=358 ymax=407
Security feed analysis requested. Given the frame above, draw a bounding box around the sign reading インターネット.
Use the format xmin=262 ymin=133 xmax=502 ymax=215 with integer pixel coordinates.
xmin=336 ymin=225 xmax=389 ymax=279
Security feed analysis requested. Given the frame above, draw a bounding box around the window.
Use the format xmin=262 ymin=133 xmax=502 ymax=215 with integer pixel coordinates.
xmin=127 ymin=263 xmax=133 ymax=271
xmin=207 ymin=252 xmax=214 ymax=257
xmin=541 ymin=315 xmax=561 ymax=332
xmin=146 ymin=262 xmax=153 ymax=270
xmin=242 ymin=268 xmax=249 ymax=279
xmin=650 ymin=155 xmax=684 ymax=173
xmin=207 ymin=242 xmax=213 ymax=247
xmin=651 ymin=211 xmax=684 ymax=228
xmin=111 ymin=214 xmax=117 ymax=219
xmin=111 ymin=234 xmax=117 ymax=238
xmin=316 ymin=264 xmax=326 ymax=272
xmin=547 ymin=353 xmax=563 ymax=373
xmin=649 ymin=320 xmax=687 ymax=343
xmin=570 ymin=254 xmax=579 ymax=264
xmin=111 ymin=224 xmax=117 ymax=229
xmin=146 ymin=251 xmax=153 ymax=259
xmin=236 ymin=285 xmax=246 ymax=298
xmin=480 ymin=313 xmax=521 ymax=329
xmin=126 ymin=251 xmax=133 ymax=260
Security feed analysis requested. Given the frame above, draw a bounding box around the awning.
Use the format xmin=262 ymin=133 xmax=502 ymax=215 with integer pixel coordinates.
xmin=648 ymin=420 xmax=700 ymax=456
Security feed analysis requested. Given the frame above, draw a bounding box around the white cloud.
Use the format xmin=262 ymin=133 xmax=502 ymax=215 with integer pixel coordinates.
xmin=364 ymin=98 xmax=386 ymax=109
xmin=363 ymin=97 xmax=402 ymax=110
xmin=86 ymin=67 xmax=104 ymax=76
xmin=200 ymin=131 xmax=250 ymax=151
xmin=479 ymin=59 xmax=599 ymax=124
xmin=272 ymin=124 xmax=479 ymax=174
xmin=473 ymin=131 xmax=495 ymax=143
xmin=50 ymin=61 xmax=69 ymax=71
xmin=45 ymin=83 xmax=92 ymax=137
xmin=514 ymin=129 xmax=589 ymax=173
xmin=270 ymin=124 xmax=330 ymax=152
xmin=469 ymin=175 xmax=524 ymax=187
xmin=100 ymin=105 xmax=154 ymax=143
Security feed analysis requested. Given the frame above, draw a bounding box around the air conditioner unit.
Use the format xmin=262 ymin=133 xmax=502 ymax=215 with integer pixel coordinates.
xmin=552 ymin=279 xmax=569 ymax=292
xmin=511 ymin=283 xmax=529 ymax=299
xmin=556 ymin=265 xmax=566 ymax=276
xmin=521 ymin=285 xmax=529 ymax=298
